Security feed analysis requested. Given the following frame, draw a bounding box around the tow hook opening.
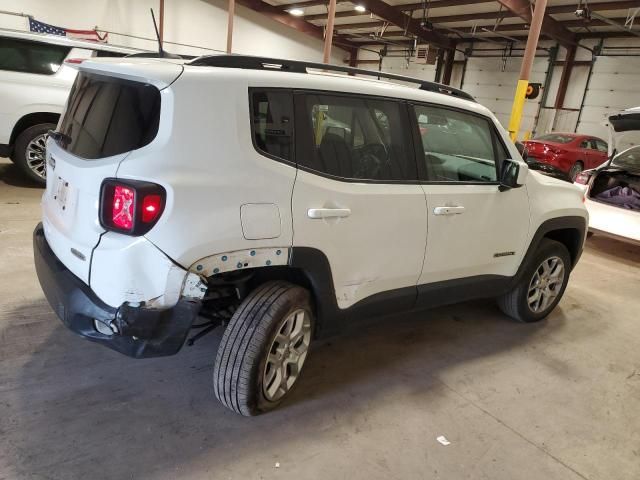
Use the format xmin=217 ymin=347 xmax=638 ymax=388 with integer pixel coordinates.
xmin=93 ymin=318 xmax=118 ymax=336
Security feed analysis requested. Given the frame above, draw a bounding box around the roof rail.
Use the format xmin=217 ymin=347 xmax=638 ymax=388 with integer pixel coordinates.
xmin=188 ymin=54 xmax=476 ymax=103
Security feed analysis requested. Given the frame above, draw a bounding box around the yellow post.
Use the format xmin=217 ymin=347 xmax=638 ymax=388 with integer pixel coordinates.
xmin=507 ymin=0 xmax=548 ymax=141
xmin=508 ymin=80 xmax=529 ymax=142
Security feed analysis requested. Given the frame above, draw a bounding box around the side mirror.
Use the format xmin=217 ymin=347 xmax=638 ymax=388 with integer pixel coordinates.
xmin=499 ymin=159 xmax=528 ymax=191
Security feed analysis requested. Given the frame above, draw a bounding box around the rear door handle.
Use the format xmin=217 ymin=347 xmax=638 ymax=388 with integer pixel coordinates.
xmin=433 ymin=206 xmax=465 ymax=216
xmin=307 ymin=208 xmax=351 ymax=219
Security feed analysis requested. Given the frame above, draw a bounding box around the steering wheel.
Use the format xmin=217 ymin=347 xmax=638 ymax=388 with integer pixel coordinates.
xmin=355 ymin=144 xmax=389 ymax=179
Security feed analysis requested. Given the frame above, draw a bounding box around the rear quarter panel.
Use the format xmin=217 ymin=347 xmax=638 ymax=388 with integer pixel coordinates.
xmin=117 ymin=69 xmax=296 ymax=268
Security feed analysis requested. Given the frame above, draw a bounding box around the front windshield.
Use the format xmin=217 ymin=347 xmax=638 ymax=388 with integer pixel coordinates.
xmin=613 ymin=145 xmax=640 ymax=170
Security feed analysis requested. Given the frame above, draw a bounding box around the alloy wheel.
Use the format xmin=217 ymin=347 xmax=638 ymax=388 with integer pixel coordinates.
xmin=262 ymin=308 xmax=312 ymax=402
xmin=25 ymin=133 xmax=48 ymax=180
xmin=527 ymin=256 xmax=565 ymax=313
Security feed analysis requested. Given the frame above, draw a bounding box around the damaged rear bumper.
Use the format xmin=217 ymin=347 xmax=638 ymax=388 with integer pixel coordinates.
xmin=33 ymin=223 xmax=202 ymax=358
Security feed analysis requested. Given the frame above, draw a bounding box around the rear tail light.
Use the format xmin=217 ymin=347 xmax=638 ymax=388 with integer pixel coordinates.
xmin=99 ymin=179 xmax=166 ymax=235
xmin=574 ymin=171 xmax=593 ymax=185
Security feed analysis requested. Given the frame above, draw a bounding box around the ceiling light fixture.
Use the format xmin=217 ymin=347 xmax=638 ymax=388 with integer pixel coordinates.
xmin=354 ymin=5 xmax=366 ymax=12
xmin=288 ymin=8 xmax=304 ymax=16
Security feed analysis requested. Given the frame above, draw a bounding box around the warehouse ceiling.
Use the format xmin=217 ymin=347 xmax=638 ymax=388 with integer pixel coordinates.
xmin=255 ymin=0 xmax=640 ymax=49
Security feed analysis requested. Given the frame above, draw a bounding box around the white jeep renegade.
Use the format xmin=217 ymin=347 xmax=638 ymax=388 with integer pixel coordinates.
xmin=34 ymin=55 xmax=588 ymax=416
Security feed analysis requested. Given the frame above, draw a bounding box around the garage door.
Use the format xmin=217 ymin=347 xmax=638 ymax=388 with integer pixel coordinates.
xmin=577 ymin=56 xmax=640 ymax=150
xmin=462 ymin=56 xmax=549 ymax=138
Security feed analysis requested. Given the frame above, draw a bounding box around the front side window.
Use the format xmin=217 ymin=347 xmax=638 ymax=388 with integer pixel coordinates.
xmin=57 ymin=73 xmax=161 ymax=159
xmin=297 ymin=94 xmax=416 ymax=182
xmin=251 ymin=90 xmax=294 ymax=162
xmin=413 ymin=105 xmax=500 ymax=182
xmin=0 ymin=37 xmax=70 ymax=75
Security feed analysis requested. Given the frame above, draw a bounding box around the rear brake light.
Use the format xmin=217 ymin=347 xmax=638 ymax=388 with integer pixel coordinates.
xmin=64 ymin=58 xmax=86 ymax=64
xmin=99 ymin=179 xmax=166 ymax=235
xmin=112 ymin=185 xmax=135 ymax=230
xmin=141 ymin=194 xmax=162 ymax=223
xmin=574 ymin=171 xmax=592 ymax=185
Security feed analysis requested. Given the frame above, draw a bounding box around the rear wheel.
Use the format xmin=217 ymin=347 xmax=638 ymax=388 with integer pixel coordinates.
xmin=13 ymin=123 xmax=55 ymax=185
xmin=213 ymin=281 xmax=313 ymax=416
xmin=568 ymin=161 xmax=583 ymax=182
xmin=497 ymin=239 xmax=571 ymax=323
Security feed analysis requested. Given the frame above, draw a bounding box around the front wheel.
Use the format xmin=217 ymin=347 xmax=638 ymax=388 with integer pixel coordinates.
xmin=497 ymin=239 xmax=571 ymax=323
xmin=13 ymin=123 xmax=56 ymax=185
xmin=213 ymin=281 xmax=313 ymax=416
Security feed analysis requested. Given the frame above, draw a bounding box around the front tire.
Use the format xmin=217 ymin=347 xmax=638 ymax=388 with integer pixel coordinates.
xmin=213 ymin=281 xmax=313 ymax=416
xmin=13 ymin=123 xmax=56 ymax=185
xmin=497 ymin=239 xmax=571 ymax=323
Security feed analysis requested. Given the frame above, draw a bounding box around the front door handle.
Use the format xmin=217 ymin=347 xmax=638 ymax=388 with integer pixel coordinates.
xmin=433 ymin=206 xmax=465 ymax=216
xmin=307 ymin=208 xmax=351 ymax=219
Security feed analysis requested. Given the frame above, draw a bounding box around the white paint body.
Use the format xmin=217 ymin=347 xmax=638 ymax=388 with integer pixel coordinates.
xmin=575 ymin=108 xmax=640 ymax=245
xmin=584 ymin=196 xmax=640 ymax=244
xmin=0 ymin=29 xmax=139 ymax=146
xmin=40 ymin=57 xmax=588 ymax=311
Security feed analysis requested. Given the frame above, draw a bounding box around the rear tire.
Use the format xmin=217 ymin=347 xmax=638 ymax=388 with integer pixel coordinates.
xmin=13 ymin=123 xmax=55 ymax=185
xmin=213 ymin=281 xmax=313 ymax=416
xmin=497 ymin=239 xmax=571 ymax=323
xmin=568 ymin=161 xmax=583 ymax=182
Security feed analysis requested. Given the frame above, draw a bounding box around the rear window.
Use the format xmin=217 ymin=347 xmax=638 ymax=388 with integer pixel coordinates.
xmin=535 ymin=134 xmax=575 ymax=144
xmin=57 ymin=73 xmax=161 ymax=159
xmin=95 ymin=50 xmax=129 ymax=58
xmin=0 ymin=37 xmax=70 ymax=75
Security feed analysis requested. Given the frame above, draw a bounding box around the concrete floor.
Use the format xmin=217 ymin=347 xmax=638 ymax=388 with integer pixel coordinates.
xmin=1 ymin=157 xmax=639 ymax=480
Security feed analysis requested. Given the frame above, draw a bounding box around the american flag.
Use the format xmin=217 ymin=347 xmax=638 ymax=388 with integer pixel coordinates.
xmin=29 ymin=18 xmax=107 ymax=42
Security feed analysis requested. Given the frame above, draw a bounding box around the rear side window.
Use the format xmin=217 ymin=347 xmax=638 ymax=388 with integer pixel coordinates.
xmin=250 ymin=90 xmax=294 ymax=162
xmin=536 ymin=133 xmax=575 ymax=144
xmin=413 ymin=105 xmax=499 ymax=182
xmin=57 ymin=73 xmax=161 ymax=159
xmin=296 ymin=93 xmax=416 ymax=182
xmin=595 ymin=139 xmax=608 ymax=152
xmin=0 ymin=37 xmax=70 ymax=75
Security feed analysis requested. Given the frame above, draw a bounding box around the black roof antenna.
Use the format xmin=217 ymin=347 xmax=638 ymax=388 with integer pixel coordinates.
xmin=150 ymin=8 xmax=164 ymax=58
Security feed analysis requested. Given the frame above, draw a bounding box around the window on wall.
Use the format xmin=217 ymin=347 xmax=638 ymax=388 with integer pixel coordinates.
xmin=251 ymin=90 xmax=294 ymax=162
xmin=413 ymin=105 xmax=501 ymax=182
xmin=296 ymin=93 xmax=416 ymax=181
xmin=0 ymin=38 xmax=70 ymax=75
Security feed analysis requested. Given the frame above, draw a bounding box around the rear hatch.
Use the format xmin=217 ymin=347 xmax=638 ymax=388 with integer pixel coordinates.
xmin=606 ymin=107 xmax=640 ymax=156
xmin=42 ymin=59 xmax=182 ymax=284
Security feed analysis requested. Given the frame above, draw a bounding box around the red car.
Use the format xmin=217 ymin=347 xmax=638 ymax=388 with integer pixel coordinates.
xmin=523 ymin=133 xmax=609 ymax=181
